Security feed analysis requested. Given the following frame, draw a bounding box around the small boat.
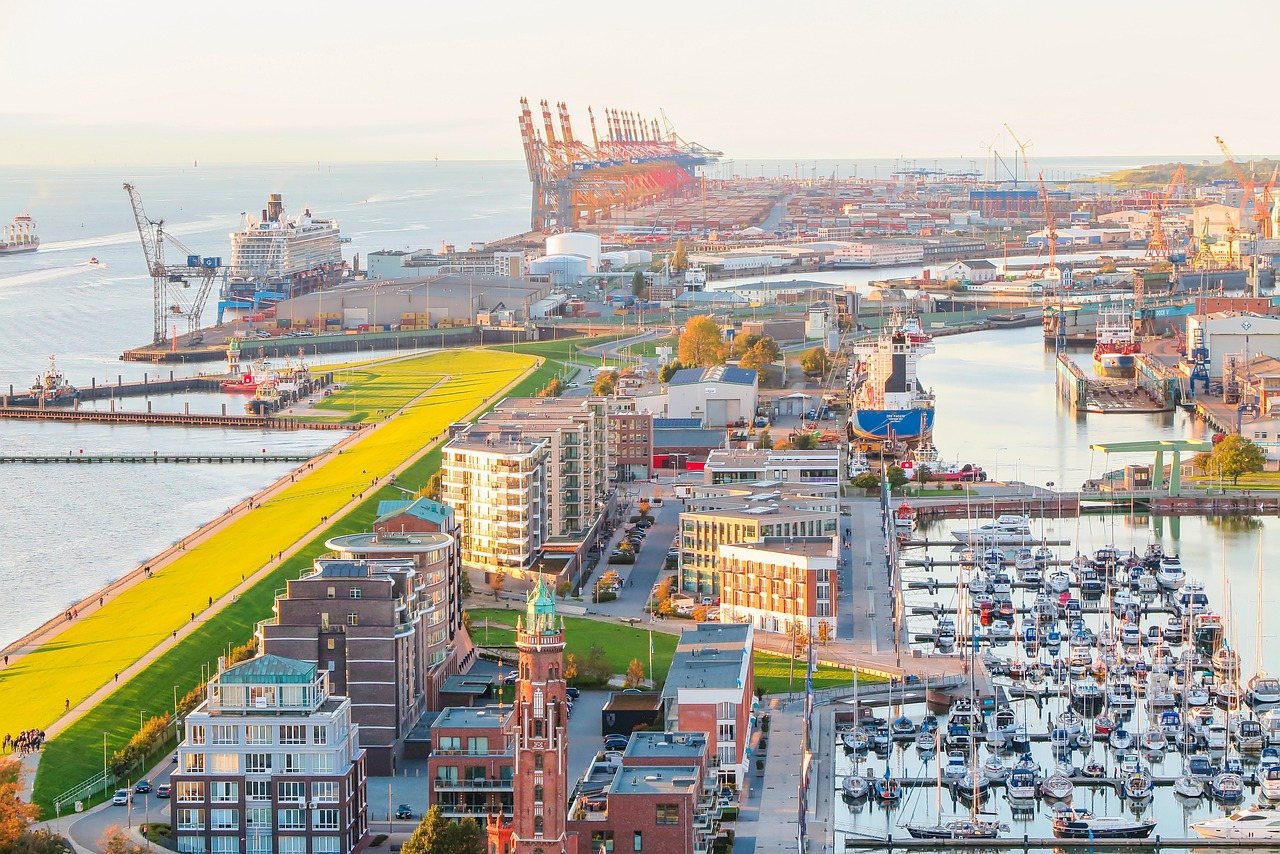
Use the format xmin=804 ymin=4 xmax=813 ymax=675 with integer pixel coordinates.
xmin=1006 ymin=767 xmax=1038 ymax=800
xmin=1238 ymin=719 xmax=1266 ymax=752
xmin=1249 ymin=673 xmax=1280 ymax=706
xmin=1046 ymin=570 xmax=1071 ymax=594
xmin=1076 ymin=728 xmax=1093 ymax=750
xmin=982 ymin=755 xmax=1008 ymax=782
xmin=842 ymin=730 xmax=869 ymax=752
xmin=1106 ymin=681 xmax=1136 ymax=708
xmin=1156 ymin=554 xmax=1186 ymax=589
xmin=1094 ymin=714 xmax=1115 ymax=736
xmin=1058 ymin=709 xmax=1084 ymax=737
xmin=1211 ymin=771 xmax=1246 ymax=803
xmin=942 ymin=752 xmax=967 ymax=780
xmin=1207 ymin=723 xmax=1229 ymax=750
xmin=1119 ymin=624 xmax=1142 ymax=647
xmin=915 ymin=730 xmax=936 ymax=753
xmin=906 ymin=816 xmax=1008 ymax=840
xmin=893 ymin=500 xmax=916 ymax=529
xmin=1052 ymin=808 xmax=1156 ymax=840
xmin=1193 ymin=804 xmax=1280 ymax=839
xmin=1040 ymin=765 xmax=1074 ymax=801
xmin=1014 ymin=547 xmax=1035 ymax=570
xmin=1174 ymin=773 xmax=1205 ymax=798
xmin=1163 ymin=621 xmax=1185 ymax=645
xmin=1109 ymin=728 xmax=1133 ymax=751
xmin=29 ymin=355 xmax=77 ymax=402
xmin=1185 ymin=685 xmax=1211 ymax=707
xmin=1141 ymin=729 xmax=1166 ymax=753
xmin=891 ymin=715 xmax=916 ymax=738
xmin=88 ymin=256 xmax=101 ymax=266
xmin=955 ymin=768 xmax=988 ymax=799
xmin=1082 ymin=757 xmax=1107 ymax=778
xmin=874 ymin=776 xmax=902 ymax=802
xmin=1123 ymin=768 xmax=1154 ymax=800
xmin=1262 ymin=766 xmax=1280 ymax=800
xmin=920 ymin=713 xmax=938 ymax=733
xmin=1008 ymin=724 xmax=1030 ymax=753
xmin=1186 ymin=753 xmax=1216 ymax=777
xmin=841 ymin=774 xmax=870 ymax=800
xmin=1216 ymin=682 xmax=1243 ymax=709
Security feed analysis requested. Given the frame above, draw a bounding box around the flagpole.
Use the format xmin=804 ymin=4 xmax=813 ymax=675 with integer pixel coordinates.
xmin=648 ymin=629 xmax=654 ymax=685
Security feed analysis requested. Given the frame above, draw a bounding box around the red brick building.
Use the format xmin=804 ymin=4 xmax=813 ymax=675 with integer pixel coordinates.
xmin=425 ymin=706 xmax=513 ymax=822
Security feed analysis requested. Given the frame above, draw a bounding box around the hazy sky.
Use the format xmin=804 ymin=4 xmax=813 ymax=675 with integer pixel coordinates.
xmin=2 ymin=0 xmax=1276 ymax=164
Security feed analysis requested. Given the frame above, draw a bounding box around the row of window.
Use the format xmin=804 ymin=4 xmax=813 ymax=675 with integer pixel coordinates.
xmin=176 ymin=781 xmax=340 ymax=803
xmin=189 ymin=725 xmax=329 ymax=747
xmin=183 ymin=752 xmax=337 ymax=775
xmin=176 ymin=807 xmax=340 ymax=831
xmin=176 ymin=835 xmax=342 ymax=854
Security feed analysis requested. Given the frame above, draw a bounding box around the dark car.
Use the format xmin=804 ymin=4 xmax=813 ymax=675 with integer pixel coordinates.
xmin=134 ymin=780 xmax=152 ymax=794
xmin=156 ymin=784 xmax=171 ymax=799
xmin=565 ymin=686 xmax=580 ymax=699
xmin=603 ymin=735 xmax=629 ymax=751
xmin=501 ymin=670 xmax=518 ymax=686
xmin=635 ymin=519 xmax=654 ymax=529
xmin=395 ymin=804 xmax=413 ymax=820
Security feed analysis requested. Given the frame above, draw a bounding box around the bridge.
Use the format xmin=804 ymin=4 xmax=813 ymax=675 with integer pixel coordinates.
xmin=1089 ymin=439 xmax=1214 ymax=497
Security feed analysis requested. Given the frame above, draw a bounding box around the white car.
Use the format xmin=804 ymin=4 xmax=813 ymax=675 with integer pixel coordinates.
xmin=112 ymin=789 xmax=130 ymax=805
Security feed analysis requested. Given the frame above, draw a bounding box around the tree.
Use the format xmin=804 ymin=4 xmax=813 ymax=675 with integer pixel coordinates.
xmin=1213 ymin=434 xmax=1266 ymax=484
xmin=757 ymin=428 xmax=773 ymax=450
xmin=915 ymin=465 xmax=934 ymax=489
xmin=0 ymin=758 xmax=40 ymax=850
xmin=816 ymin=620 xmax=834 ymax=646
xmin=402 ymin=806 xmax=454 ymax=854
xmin=800 ymin=347 xmax=828 ymax=377
xmin=658 ymin=360 xmax=683 ymax=383
xmin=739 ymin=337 xmax=781 ymax=371
xmin=488 ymin=569 xmax=506 ymax=600
xmin=852 ymin=471 xmax=880 ymax=490
xmin=592 ymin=371 xmax=617 ymax=396
xmin=631 ymin=270 xmax=648 ymax=299
xmin=99 ymin=826 xmax=147 ymax=854
xmin=539 ymin=377 xmax=564 ymax=398
xmin=886 ymin=465 xmax=909 ymax=490
xmin=9 ymin=829 xmax=68 ymax=854
xmin=625 ymin=658 xmax=646 ymax=688
xmin=452 ymin=817 xmax=486 ymax=854
xmin=1191 ymin=451 xmax=1214 ymax=476
xmin=424 ymin=470 xmax=444 ymax=500
xmin=730 ymin=332 xmax=762 ymax=358
xmin=556 ymin=580 xmax=572 ymax=599
xmin=671 ymin=240 xmax=689 ymax=273
xmin=564 ymin=653 xmax=580 ymax=681
xmin=678 ymin=315 xmax=727 ymax=368
xmin=792 ymin=433 xmax=819 ymax=451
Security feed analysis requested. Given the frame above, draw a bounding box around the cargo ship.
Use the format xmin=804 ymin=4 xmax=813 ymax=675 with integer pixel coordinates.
xmin=1092 ymin=306 xmax=1139 ymax=378
xmin=847 ymin=316 xmax=936 ymax=443
xmin=0 ymin=214 xmax=39 ymax=255
xmin=217 ymin=194 xmax=345 ymax=321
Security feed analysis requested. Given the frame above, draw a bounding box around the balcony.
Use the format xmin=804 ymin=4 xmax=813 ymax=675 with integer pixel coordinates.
xmin=433 ymin=778 xmax=514 ymax=791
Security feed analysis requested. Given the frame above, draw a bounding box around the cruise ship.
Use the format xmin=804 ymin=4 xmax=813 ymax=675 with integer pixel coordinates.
xmin=847 ymin=316 xmax=936 ymax=443
xmin=219 ymin=194 xmax=345 ymax=316
xmin=0 ymin=214 xmax=39 ymax=255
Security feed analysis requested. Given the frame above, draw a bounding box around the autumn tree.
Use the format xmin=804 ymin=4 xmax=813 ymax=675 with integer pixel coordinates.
xmin=564 ymin=653 xmax=580 ymax=681
xmin=730 ymin=332 xmax=762 ymax=358
xmin=592 ymin=371 xmax=617 ymax=396
xmin=0 ymin=758 xmax=40 ymax=850
xmin=1212 ymin=434 xmax=1266 ymax=484
xmin=800 ymin=347 xmax=828 ymax=377
xmin=678 ymin=315 xmax=727 ymax=368
xmin=488 ymin=569 xmax=506 ymax=600
xmin=739 ymin=337 xmax=781 ymax=371
xmin=625 ymin=658 xmax=647 ymax=688
xmin=671 ymin=240 xmax=689 ymax=273
xmin=424 ymin=470 xmax=444 ymax=500
xmin=757 ymin=428 xmax=773 ymax=450
xmin=99 ymin=826 xmax=147 ymax=854
xmin=631 ymin=271 xmax=648 ymax=299
xmin=539 ymin=377 xmax=565 ymax=398
xmin=816 ymin=620 xmax=834 ymax=646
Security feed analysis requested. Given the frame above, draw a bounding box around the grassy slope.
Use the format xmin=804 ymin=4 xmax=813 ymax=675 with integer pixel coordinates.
xmin=29 ymin=350 xmax=534 ymax=810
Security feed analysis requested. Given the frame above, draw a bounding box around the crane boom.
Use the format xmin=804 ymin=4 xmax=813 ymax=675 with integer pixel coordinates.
xmin=1003 ymin=123 xmax=1034 ymax=182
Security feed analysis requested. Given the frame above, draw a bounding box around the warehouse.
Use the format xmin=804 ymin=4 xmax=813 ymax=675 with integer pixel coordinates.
xmin=277 ymin=274 xmax=550 ymax=328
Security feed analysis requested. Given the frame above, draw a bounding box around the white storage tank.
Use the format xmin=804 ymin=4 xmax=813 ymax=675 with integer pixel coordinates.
xmin=546 ymin=233 xmax=600 ymax=271
xmin=626 ymin=249 xmax=653 ymax=265
xmin=529 ymin=254 xmax=590 ymax=285
xmin=599 ymin=251 xmax=630 ymax=270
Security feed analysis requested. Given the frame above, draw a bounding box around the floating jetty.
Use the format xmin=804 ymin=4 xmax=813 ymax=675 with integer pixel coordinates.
xmin=843 ymin=836 xmax=1273 ymax=850
xmin=0 ymin=453 xmax=316 ymax=464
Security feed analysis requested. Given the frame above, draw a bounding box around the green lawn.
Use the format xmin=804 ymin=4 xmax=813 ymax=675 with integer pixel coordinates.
xmin=25 ymin=350 xmax=536 ymax=812
xmin=1187 ymin=472 xmax=1280 ymax=490
xmin=618 ymin=334 xmax=677 ymax=359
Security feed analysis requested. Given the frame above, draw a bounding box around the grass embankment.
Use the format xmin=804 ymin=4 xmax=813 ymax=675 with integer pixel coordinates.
xmin=618 ymin=335 xmax=677 ymax=359
xmin=28 ymin=349 xmax=535 ymax=811
xmin=1186 ymin=472 xmax=1280 ymax=491
xmin=469 ymin=609 xmax=876 ymax=695
xmin=306 ymin=356 xmax=465 ymax=423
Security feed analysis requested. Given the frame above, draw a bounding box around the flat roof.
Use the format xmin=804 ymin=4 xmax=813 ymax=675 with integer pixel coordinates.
xmin=623 ymin=731 xmax=708 ymax=761
xmin=439 ymin=676 xmax=495 ymax=696
xmin=325 ymin=533 xmax=452 ymax=554
xmin=725 ymin=536 xmax=836 ymax=558
xmin=603 ymin=691 xmax=662 ymax=712
xmin=431 ymin=706 xmax=512 ymax=730
xmin=609 ymin=765 xmax=702 ymax=797
xmin=663 ymin=624 xmax=752 ymax=697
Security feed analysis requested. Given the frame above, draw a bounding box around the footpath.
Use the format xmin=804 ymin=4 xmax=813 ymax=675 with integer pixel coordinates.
xmin=15 ymin=357 xmax=541 ymax=807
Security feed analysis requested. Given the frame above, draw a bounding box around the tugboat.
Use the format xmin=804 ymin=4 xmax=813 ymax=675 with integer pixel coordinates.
xmin=894 ymin=500 xmax=916 ymax=530
xmin=29 ymin=356 xmax=77 ymax=402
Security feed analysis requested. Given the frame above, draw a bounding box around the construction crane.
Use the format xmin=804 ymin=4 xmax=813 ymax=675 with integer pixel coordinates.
xmin=1145 ymin=164 xmax=1186 ymax=259
xmin=123 ymin=183 xmax=224 ymax=346
xmin=1037 ymin=171 xmax=1059 ymax=283
xmin=1003 ymin=123 xmax=1033 ymax=183
xmin=1214 ymin=135 xmax=1259 ymax=232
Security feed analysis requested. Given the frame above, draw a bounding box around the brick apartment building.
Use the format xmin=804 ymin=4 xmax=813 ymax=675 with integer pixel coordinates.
xmin=426 ymin=706 xmax=514 ymax=822
xmin=718 ymin=536 xmax=838 ymax=638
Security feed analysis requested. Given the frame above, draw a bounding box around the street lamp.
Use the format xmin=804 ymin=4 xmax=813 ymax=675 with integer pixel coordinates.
xmin=140 ymin=709 xmax=149 ymax=733
xmin=994 ymin=447 xmax=1007 ymax=483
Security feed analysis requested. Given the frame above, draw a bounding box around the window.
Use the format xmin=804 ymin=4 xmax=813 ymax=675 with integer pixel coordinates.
xmin=311 ymin=782 xmax=339 ymax=803
xmin=534 ymin=720 xmax=544 ymax=738
xmin=534 ymin=785 xmax=543 ymax=804
xmin=327 ymin=586 xmax=336 ymax=599
xmin=245 ymin=725 xmax=271 ymax=745
xmin=280 ymin=725 xmax=306 ymax=745
xmin=187 ymin=725 xmax=206 ymax=745
xmin=210 ymin=725 xmax=238 ymax=745
xmin=634 ymin=831 xmax=643 ymax=852
xmin=437 ymin=736 xmax=461 ymax=752
xmin=534 ymin=754 xmax=543 ymax=772
xmin=314 ymin=837 xmax=342 ymax=854
xmin=247 ymin=835 xmax=272 ymax=854
xmin=467 ymin=736 xmax=489 ymax=754
xmin=436 ymin=766 xmax=458 ymax=784
xmin=590 ymin=830 xmax=614 ymax=852
xmin=350 ymin=587 xmax=362 ymax=599
xmin=245 ymin=753 xmax=271 ymax=774
xmin=327 ymin=637 xmax=335 ymax=650
xmin=313 ymin=808 xmax=340 ymax=830
xmin=277 ymin=809 xmax=306 ymax=830
xmin=177 ymin=809 xmax=205 ymax=831
xmin=716 ymin=702 xmax=736 ymax=720
xmin=534 ymin=816 xmax=544 ymax=836
xmin=210 ymin=809 xmax=238 ymax=830
xmin=176 ymin=781 xmax=204 ymax=802
xmin=718 ymin=723 xmax=736 ymax=742
xmin=209 ymin=754 xmax=239 ymax=774
xmin=348 ymin=613 xmax=359 ymax=626
xmin=177 ymin=838 xmax=206 ymax=854
xmin=278 ymin=837 xmax=307 ymax=854
xmin=245 ymin=807 xmax=270 ymax=829
xmin=277 ymin=781 xmax=305 ymax=802
xmin=313 ymin=726 xmax=328 ymax=745
xmin=210 ymin=781 xmax=238 ymax=803
xmin=314 ymin=752 xmax=334 ymax=774
xmin=245 ymin=780 xmax=270 ymax=801
xmin=183 ymin=754 xmax=205 ymax=774
xmin=211 ymin=838 xmax=239 ymax=854
xmin=656 ymin=803 xmax=680 ymax=825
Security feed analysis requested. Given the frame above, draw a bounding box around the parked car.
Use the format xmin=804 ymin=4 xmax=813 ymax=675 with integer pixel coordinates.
xmin=501 ymin=670 xmax=518 ymax=686
xmin=395 ymin=804 xmax=413 ymax=820
xmin=565 ymin=687 xmax=580 ymax=699
xmin=112 ymin=789 xmax=130 ymax=805
xmin=635 ymin=519 xmax=654 ymax=529
xmin=603 ymin=734 xmax=630 ymax=751
xmin=609 ymin=551 xmax=635 ymax=565
xmin=134 ymin=780 xmax=152 ymax=794
xmin=156 ymin=784 xmax=171 ymax=799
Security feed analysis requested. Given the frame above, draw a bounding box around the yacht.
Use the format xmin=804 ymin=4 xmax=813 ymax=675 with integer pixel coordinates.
xmin=951 ymin=515 xmax=1036 ymax=545
xmin=841 ymin=773 xmax=870 ymax=800
xmin=1262 ymin=766 xmax=1280 ymax=800
xmin=1249 ymin=673 xmax=1280 ymax=706
xmin=1174 ymin=774 xmax=1204 ymax=798
xmin=1046 ymin=570 xmax=1071 ymax=594
xmin=906 ymin=816 xmax=1007 ymax=840
xmin=1239 ymin=719 xmax=1266 ymax=752
xmin=942 ymin=752 xmax=967 ymax=780
xmin=1106 ymin=682 xmax=1136 ymax=708
xmin=1052 ymin=808 xmax=1156 ymax=840
xmin=1211 ymin=771 xmax=1246 ymax=803
xmin=1156 ymin=554 xmax=1186 ymax=589
xmin=1040 ymin=764 xmax=1074 ymax=801
xmin=1123 ymin=768 xmax=1154 ymax=800
xmin=1006 ymin=767 xmax=1038 ymax=800
xmin=1192 ymin=805 xmax=1280 ymax=840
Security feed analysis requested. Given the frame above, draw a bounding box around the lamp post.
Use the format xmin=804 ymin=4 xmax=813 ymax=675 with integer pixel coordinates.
xmin=994 ymin=446 xmax=1007 ymax=484
xmin=140 ymin=709 xmax=149 ymax=734
xmin=103 ymin=732 xmax=109 ymax=796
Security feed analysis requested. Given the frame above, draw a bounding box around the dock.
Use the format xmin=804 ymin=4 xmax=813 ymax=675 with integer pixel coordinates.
xmin=843 ymin=836 xmax=1263 ymax=850
xmin=0 ymin=453 xmax=316 ymax=464
xmin=1055 ymin=352 xmax=1176 ymax=414
xmin=0 ymin=407 xmax=355 ymax=430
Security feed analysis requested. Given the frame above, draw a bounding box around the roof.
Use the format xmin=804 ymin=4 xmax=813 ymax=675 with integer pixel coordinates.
xmin=668 ymin=366 xmax=757 ymax=387
xmin=375 ymin=497 xmax=454 ymax=527
xmin=663 ymin=623 xmax=753 ymax=698
xmin=431 ymin=706 xmax=512 ymax=730
xmin=653 ymin=417 xmax=704 ymax=429
xmin=221 ymin=655 xmax=317 ymax=685
xmin=439 ymin=675 xmax=495 ymax=697
xmin=623 ymin=731 xmax=708 ymax=761
xmin=956 ymin=259 xmax=996 ymax=270
xmin=312 ymin=561 xmax=373 ymax=579
xmin=610 ymin=765 xmax=702 ymax=797
xmin=603 ymin=691 xmax=662 ymax=712
xmin=724 ymin=536 xmax=837 ymax=558
xmin=653 ymin=428 xmax=725 ymax=450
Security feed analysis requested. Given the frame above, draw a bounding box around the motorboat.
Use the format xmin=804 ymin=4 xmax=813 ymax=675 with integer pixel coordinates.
xmin=1141 ymin=729 xmax=1166 ymax=753
xmin=1216 ymin=682 xmax=1243 ymax=709
xmin=935 ymin=617 xmax=957 ymax=646
xmin=1123 ymin=768 xmax=1154 ymax=800
xmin=951 ymin=515 xmax=1035 ymax=545
xmin=1013 ymin=547 xmax=1035 ymax=570
xmin=1193 ymin=804 xmax=1280 ymax=839
xmin=1040 ymin=765 xmax=1074 ymax=801
xmin=891 ymin=715 xmax=916 ymax=739
xmin=982 ymin=754 xmax=1008 ymax=782
xmin=1008 ymin=724 xmax=1030 ymax=753
xmin=915 ymin=730 xmax=936 ymax=753
xmin=1262 ymin=746 xmax=1279 ymax=768
xmin=1006 ymin=767 xmax=1038 ymax=800
xmin=955 ymin=768 xmax=989 ymax=799
xmin=905 ymin=816 xmax=1008 ymax=840
xmin=1046 ymin=570 xmax=1071 ymax=594
xmin=1163 ymin=620 xmax=1185 ymax=645
xmin=843 ymin=729 xmax=869 ymax=752
xmin=842 ymin=773 xmax=869 ymax=800
xmin=944 ymin=724 xmax=972 ymax=753
xmin=1262 ymin=766 xmax=1280 ymax=800
xmin=942 ymin=752 xmax=967 ymax=780
xmin=1264 ymin=708 xmax=1280 ymax=744
xmin=1111 ymin=588 xmax=1138 ymax=616
xmin=1177 ymin=583 xmax=1210 ymax=618
xmin=1238 ymin=719 xmax=1266 ymax=752
xmin=1185 ymin=684 xmax=1211 ymax=707
xmin=1070 ymin=681 xmax=1102 ymax=714
xmin=1186 ymin=753 xmax=1216 ymax=777
xmin=1250 ymin=674 xmax=1280 ymax=706
xmin=1082 ymin=756 xmax=1106 ymax=778
xmin=992 ymin=705 xmax=1015 ymax=732
xmin=1158 ymin=709 xmax=1182 ymax=737
xmin=1109 ymin=728 xmax=1133 ymax=751
xmin=1174 ymin=774 xmax=1204 ymax=798
xmin=1094 ymin=714 xmax=1115 ymax=736
xmin=1142 ymin=542 xmax=1164 ymax=569
xmin=1137 ymin=573 xmax=1160 ymax=597
xmin=1207 ymin=723 xmax=1229 ymax=750
xmin=893 ymin=500 xmax=916 ymax=529
xmin=874 ymin=776 xmax=902 ymax=802
xmin=1052 ymin=808 xmax=1156 ymax=840
xmin=1156 ymin=554 xmax=1186 ymax=589
xmin=1119 ymin=624 xmax=1142 ymax=647
xmin=1211 ymin=771 xmax=1246 ymax=803
xmin=1077 ymin=567 xmax=1102 ymax=595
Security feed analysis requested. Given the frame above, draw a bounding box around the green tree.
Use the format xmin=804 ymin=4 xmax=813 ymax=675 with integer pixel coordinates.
xmin=852 ymin=471 xmax=880 ymax=490
xmin=452 ymin=818 xmax=485 ymax=854
xmin=658 ymin=359 xmax=683 ymax=383
xmin=739 ymin=337 xmax=781 ymax=371
xmin=915 ymin=464 xmax=934 ymax=489
xmin=730 ymin=332 xmax=762 ymax=358
xmin=402 ymin=806 xmax=455 ymax=854
xmin=757 ymin=427 xmax=773 ymax=450
xmin=678 ymin=315 xmax=727 ymax=368
xmin=800 ymin=347 xmax=828 ymax=377
xmin=424 ymin=470 xmax=444 ymax=500
xmin=592 ymin=371 xmax=617 ymax=396
xmin=792 ymin=433 xmax=819 ymax=450
xmin=1191 ymin=451 xmax=1213 ymax=476
xmin=671 ymin=240 xmax=689 ymax=273
xmin=886 ymin=465 xmax=909 ymax=490
xmin=631 ymin=271 xmax=648 ymax=299
xmin=1213 ymin=434 xmax=1266 ymax=484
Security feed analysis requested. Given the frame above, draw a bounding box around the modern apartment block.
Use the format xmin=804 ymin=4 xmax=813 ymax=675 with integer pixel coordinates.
xmin=440 ymin=424 xmax=549 ymax=573
xmin=258 ymin=534 xmax=460 ymax=774
xmin=718 ymin=537 xmax=838 ymax=637
xmin=425 ymin=706 xmax=514 ymax=822
xmin=660 ymin=623 xmax=756 ymax=787
xmin=677 ymin=487 xmax=838 ymax=596
xmin=606 ymin=397 xmax=654 ymax=482
xmin=701 ymin=448 xmax=842 ymax=486
xmin=172 ymin=655 xmax=368 ymax=854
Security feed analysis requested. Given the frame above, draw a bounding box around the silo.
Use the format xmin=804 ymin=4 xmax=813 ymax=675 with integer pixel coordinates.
xmin=546 ymin=233 xmax=601 ymax=272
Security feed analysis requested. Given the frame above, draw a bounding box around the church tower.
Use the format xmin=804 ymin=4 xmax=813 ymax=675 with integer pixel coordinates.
xmin=488 ymin=578 xmax=572 ymax=854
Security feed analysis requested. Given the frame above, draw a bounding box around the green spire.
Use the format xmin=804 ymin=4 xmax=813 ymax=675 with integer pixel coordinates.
xmin=526 ymin=576 xmax=558 ymax=636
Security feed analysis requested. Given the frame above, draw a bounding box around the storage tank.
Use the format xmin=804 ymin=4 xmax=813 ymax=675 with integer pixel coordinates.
xmin=626 ymin=249 xmax=653 ymax=265
xmin=529 ymin=254 xmax=590 ymax=285
xmin=546 ymin=233 xmax=600 ymax=271
xmin=599 ymin=251 xmax=630 ymax=270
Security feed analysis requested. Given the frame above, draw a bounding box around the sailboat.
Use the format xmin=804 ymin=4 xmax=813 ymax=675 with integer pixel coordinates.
xmin=905 ymin=695 xmax=1006 ymax=840
xmin=842 ymin=669 xmax=870 ymax=801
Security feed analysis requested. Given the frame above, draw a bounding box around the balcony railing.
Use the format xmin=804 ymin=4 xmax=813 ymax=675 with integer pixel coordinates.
xmin=433 ymin=778 xmax=514 ymax=791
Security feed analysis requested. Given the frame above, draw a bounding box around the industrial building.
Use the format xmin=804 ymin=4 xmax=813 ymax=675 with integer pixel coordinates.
xmin=366 ymin=248 xmax=525 ymax=281
xmin=829 ymin=241 xmax=924 ymax=267
xmin=665 ymin=366 xmax=758 ymax=427
xmin=938 ymin=259 xmax=998 ymax=283
xmin=1186 ymin=311 xmax=1280 ymax=378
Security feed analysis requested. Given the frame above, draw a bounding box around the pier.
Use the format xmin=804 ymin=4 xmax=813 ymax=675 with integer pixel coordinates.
xmin=0 ymin=406 xmax=355 ymax=430
xmin=843 ymin=836 xmax=1265 ymax=850
xmin=1055 ymin=353 xmax=1171 ymax=414
xmin=0 ymin=453 xmax=316 ymax=464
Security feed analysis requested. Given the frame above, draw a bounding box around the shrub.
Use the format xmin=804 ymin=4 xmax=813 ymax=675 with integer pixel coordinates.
xmin=852 ymin=472 xmax=879 ymax=490
xmin=109 ymin=713 xmax=171 ymax=776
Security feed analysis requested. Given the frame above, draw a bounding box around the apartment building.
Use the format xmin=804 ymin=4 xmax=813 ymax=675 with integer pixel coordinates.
xmin=702 ymin=448 xmax=842 ymax=486
xmin=258 ymin=536 xmax=459 ymax=774
xmin=426 ymin=706 xmax=514 ymax=822
xmin=440 ymin=424 xmax=549 ymax=573
xmin=718 ymin=537 xmax=838 ymax=638
xmin=172 ymin=655 xmax=368 ymax=854
xmin=606 ymin=397 xmax=654 ymax=482
xmin=660 ymin=624 xmax=755 ymax=787
xmin=678 ymin=491 xmax=838 ymax=596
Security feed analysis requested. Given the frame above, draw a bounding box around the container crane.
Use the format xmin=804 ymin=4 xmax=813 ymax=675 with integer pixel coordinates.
xmin=123 ymin=183 xmax=223 ymax=346
xmin=1004 ymin=123 xmax=1034 ymax=184
xmin=1037 ymin=171 xmax=1059 ymax=282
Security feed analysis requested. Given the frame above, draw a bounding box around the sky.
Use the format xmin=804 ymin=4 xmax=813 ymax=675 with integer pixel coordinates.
xmin=1 ymin=0 xmax=1277 ymax=165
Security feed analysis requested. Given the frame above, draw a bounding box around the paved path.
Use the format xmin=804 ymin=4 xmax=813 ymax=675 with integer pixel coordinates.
xmin=15 ymin=358 xmax=541 ymax=809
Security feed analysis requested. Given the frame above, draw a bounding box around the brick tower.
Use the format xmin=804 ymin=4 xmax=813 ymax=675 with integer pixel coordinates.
xmin=488 ymin=578 xmax=573 ymax=854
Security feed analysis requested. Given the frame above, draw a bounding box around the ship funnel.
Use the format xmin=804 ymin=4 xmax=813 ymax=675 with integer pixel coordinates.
xmin=267 ymin=194 xmax=283 ymax=222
